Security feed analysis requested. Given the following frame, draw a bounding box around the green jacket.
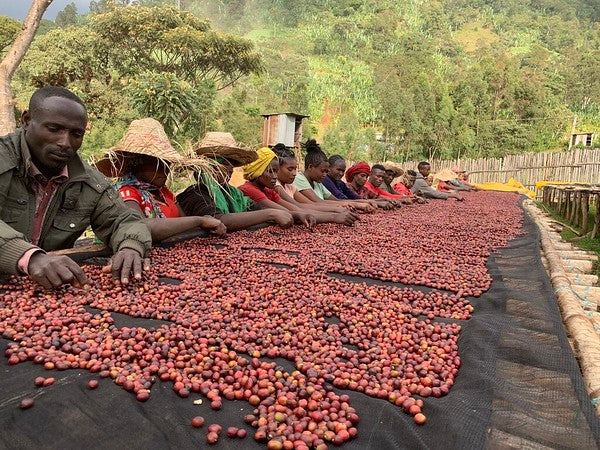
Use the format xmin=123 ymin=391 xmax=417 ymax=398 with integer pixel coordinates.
xmin=0 ymin=129 xmax=152 ymax=275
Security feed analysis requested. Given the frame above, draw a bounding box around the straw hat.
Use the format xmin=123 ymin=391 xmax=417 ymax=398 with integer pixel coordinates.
xmin=95 ymin=118 xmax=185 ymax=178
xmin=434 ymin=168 xmax=459 ymax=182
xmin=194 ymin=132 xmax=257 ymax=167
xmin=382 ymin=162 xmax=404 ymax=177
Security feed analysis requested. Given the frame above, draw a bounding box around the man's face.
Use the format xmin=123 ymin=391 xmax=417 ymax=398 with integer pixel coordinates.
xmin=405 ymin=176 xmax=416 ymax=189
xmin=369 ymin=168 xmax=385 ymax=187
xmin=419 ymin=164 xmax=431 ymax=177
xmin=22 ymin=96 xmax=87 ymax=177
xmin=329 ymin=161 xmax=346 ymax=181
xmin=355 ymin=172 xmax=368 ymax=187
xmin=383 ymin=170 xmax=394 ymax=184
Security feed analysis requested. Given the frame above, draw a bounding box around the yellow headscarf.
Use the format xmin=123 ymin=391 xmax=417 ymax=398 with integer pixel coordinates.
xmin=242 ymin=147 xmax=277 ymax=180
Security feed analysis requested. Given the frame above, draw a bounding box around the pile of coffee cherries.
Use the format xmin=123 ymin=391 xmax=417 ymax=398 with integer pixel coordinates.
xmin=0 ymin=191 xmax=523 ymax=448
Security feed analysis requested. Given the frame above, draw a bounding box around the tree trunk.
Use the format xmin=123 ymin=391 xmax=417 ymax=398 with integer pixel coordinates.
xmin=0 ymin=0 xmax=53 ymax=136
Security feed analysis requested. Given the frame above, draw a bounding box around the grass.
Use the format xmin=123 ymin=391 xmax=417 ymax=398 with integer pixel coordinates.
xmin=536 ymin=200 xmax=600 ymax=278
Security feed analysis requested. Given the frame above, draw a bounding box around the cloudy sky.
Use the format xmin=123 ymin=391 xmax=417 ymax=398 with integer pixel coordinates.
xmin=0 ymin=1 xmax=90 ymax=21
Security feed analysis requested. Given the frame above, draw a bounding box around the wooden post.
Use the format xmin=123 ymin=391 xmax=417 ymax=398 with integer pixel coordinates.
xmin=592 ymin=194 xmax=600 ymax=239
xmin=582 ymin=191 xmax=590 ymax=235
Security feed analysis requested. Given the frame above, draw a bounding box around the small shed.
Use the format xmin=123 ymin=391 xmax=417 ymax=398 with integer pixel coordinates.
xmin=569 ymin=132 xmax=595 ymax=149
xmin=262 ymin=113 xmax=309 ymax=149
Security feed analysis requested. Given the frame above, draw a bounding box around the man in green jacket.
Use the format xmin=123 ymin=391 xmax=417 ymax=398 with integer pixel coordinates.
xmin=0 ymin=86 xmax=152 ymax=289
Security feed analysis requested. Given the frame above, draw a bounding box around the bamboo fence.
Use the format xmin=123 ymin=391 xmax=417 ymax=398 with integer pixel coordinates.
xmin=392 ymin=147 xmax=600 ymax=196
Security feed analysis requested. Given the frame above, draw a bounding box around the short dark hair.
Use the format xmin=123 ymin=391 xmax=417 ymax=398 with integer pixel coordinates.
xmin=371 ymin=164 xmax=386 ymax=172
xmin=304 ymin=139 xmax=327 ymax=167
xmin=407 ymin=170 xmax=417 ymax=177
xmin=29 ymin=86 xmax=86 ymax=115
xmin=417 ymin=161 xmax=430 ymax=170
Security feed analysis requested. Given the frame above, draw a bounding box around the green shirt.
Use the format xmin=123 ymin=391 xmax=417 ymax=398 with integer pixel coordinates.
xmin=0 ymin=129 xmax=152 ymax=275
xmin=292 ymin=172 xmax=333 ymax=200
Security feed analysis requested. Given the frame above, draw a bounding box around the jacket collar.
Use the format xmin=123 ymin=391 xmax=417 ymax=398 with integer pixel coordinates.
xmin=19 ymin=129 xmax=89 ymax=182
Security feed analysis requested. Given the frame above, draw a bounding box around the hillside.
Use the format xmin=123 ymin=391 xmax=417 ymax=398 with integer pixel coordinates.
xmin=5 ymin=0 xmax=600 ymax=161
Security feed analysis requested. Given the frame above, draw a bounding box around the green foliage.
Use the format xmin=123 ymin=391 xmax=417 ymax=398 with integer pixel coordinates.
xmin=0 ymin=16 xmax=20 ymax=52
xmin=55 ymin=3 xmax=79 ymax=27
xmin=89 ymin=5 xmax=263 ymax=88
xmin=9 ymin=0 xmax=600 ymax=164
xmin=127 ymin=71 xmax=216 ymax=137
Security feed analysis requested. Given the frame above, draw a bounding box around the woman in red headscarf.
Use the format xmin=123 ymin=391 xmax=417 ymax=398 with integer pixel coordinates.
xmin=345 ymin=163 xmax=395 ymax=208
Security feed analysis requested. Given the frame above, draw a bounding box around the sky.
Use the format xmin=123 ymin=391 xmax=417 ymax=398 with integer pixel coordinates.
xmin=0 ymin=0 xmax=90 ymax=21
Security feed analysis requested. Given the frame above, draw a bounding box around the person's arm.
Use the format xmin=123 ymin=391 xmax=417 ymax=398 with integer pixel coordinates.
xmin=90 ymin=186 xmax=153 ymax=284
xmin=273 ymin=185 xmax=347 ymax=213
xmin=220 ymin=209 xmax=294 ymax=231
xmin=0 ymin=219 xmax=89 ymax=289
xmin=124 ymin=201 xmax=225 ymax=241
xmin=412 ymin=179 xmax=449 ymax=199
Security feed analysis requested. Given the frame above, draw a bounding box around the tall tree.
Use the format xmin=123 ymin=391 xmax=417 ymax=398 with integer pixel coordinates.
xmin=0 ymin=0 xmax=53 ymax=135
xmin=55 ymin=2 xmax=78 ymax=27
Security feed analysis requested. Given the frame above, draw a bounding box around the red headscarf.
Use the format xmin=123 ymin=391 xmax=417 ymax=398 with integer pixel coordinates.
xmin=345 ymin=162 xmax=371 ymax=182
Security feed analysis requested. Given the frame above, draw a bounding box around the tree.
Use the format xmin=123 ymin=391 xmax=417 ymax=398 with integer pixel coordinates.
xmin=89 ymin=5 xmax=263 ymax=89
xmin=0 ymin=0 xmax=53 ymax=135
xmin=0 ymin=16 xmax=21 ymax=52
xmin=55 ymin=2 xmax=78 ymax=27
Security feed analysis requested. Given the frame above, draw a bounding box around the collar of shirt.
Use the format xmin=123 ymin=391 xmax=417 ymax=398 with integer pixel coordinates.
xmin=29 ymin=160 xmax=69 ymax=186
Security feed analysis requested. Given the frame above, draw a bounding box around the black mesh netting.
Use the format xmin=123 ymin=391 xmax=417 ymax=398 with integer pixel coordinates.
xmin=0 ymin=201 xmax=599 ymax=449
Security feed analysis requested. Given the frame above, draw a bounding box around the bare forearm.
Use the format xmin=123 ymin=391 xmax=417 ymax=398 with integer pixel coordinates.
xmin=220 ymin=211 xmax=274 ymax=231
xmin=146 ymin=217 xmax=204 ymax=242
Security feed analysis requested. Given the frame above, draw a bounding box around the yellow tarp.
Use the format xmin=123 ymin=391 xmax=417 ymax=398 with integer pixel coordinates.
xmin=472 ymin=178 xmax=537 ymax=199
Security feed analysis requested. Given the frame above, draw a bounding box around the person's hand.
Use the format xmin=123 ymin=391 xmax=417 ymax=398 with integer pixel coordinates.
xmin=293 ymin=212 xmax=317 ymax=228
xmin=268 ymin=210 xmax=294 ymax=228
xmin=102 ymin=248 xmax=150 ymax=285
xmin=199 ymin=216 xmax=227 ymax=235
xmin=28 ymin=252 xmax=88 ymax=289
xmin=401 ymin=197 xmax=414 ymax=204
xmin=334 ymin=211 xmax=358 ymax=226
xmin=377 ymin=201 xmax=393 ymax=210
xmin=356 ymin=202 xmax=376 ymax=213
xmin=450 ymin=193 xmax=464 ymax=201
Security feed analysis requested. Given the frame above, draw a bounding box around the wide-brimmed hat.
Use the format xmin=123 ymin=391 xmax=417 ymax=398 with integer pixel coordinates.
xmin=194 ymin=132 xmax=257 ymax=167
xmin=434 ymin=168 xmax=459 ymax=182
xmin=382 ymin=162 xmax=404 ymax=177
xmin=95 ymin=118 xmax=186 ymax=178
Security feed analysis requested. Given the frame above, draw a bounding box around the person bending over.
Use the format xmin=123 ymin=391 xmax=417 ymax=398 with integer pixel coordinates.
xmin=412 ymin=162 xmax=463 ymax=201
xmin=381 ymin=162 xmax=405 ymax=195
xmin=291 ymin=140 xmax=373 ymax=212
xmin=344 ymin=163 xmax=395 ymax=209
xmin=177 ymin=132 xmax=294 ymax=231
xmin=364 ymin=164 xmax=411 ymax=204
xmin=239 ymin=148 xmax=357 ymax=226
xmin=323 ymin=155 xmax=382 ymax=211
xmin=0 ymin=86 xmax=152 ymax=289
xmin=96 ymin=119 xmax=226 ymax=242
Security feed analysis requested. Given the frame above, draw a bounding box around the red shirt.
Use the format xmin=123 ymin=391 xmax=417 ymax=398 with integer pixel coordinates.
xmin=30 ymin=163 xmax=69 ymax=245
xmin=239 ymin=182 xmax=281 ymax=203
xmin=393 ymin=182 xmax=413 ymax=196
xmin=437 ymin=181 xmax=451 ymax=192
xmin=119 ymin=185 xmax=180 ymax=218
xmin=364 ymin=181 xmax=405 ymax=199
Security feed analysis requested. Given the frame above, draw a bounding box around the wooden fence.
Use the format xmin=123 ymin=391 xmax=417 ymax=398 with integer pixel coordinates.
xmin=394 ymin=148 xmax=600 ymax=195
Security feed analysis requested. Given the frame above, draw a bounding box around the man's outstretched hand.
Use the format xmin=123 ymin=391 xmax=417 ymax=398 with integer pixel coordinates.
xmin=102 ymin=248 xmax=150 ymax=285
xmin=28 ymin=253 xmax=88 ymax=289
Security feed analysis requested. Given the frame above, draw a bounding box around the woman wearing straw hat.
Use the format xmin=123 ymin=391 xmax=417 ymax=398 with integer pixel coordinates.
xmin=177 ymin=132 xmax=295 ymax=231
xmin=96 ymin=118 xmax=227 ymax=241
